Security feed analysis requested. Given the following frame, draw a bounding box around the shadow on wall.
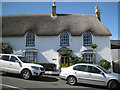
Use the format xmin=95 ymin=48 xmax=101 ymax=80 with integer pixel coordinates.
xmin=38 ymin=53 xmax=51 ymax=63
xmin=96 ymin=52 xmax=105 ymax=63
xmin=112 ymin=60 xmax=120 ymax=74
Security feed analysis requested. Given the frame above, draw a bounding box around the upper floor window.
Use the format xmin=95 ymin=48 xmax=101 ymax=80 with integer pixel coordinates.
xmin=26 ymin=32 xmax=35 ymax=46
xmin=60 ymin=32 xmax=69 ymax=46
xmin=83 ymin=32 xmax=92 ymax=46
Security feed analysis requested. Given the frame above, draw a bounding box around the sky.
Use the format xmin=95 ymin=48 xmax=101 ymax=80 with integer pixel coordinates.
xmin=2 ymin=1 xmax=119 ymax=40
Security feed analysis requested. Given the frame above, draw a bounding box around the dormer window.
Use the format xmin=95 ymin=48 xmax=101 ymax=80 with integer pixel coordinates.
xmin=60 ymin=32 xmax=69 ymax=46
xmin=83 ymin=32 xmax=92 ymax=46
xmin=26 ymin=32 xmax=35 ymax=47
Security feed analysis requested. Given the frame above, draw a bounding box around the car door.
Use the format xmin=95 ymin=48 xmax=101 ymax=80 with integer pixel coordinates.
xmin=1 ymin=55 xmax=11 ymax=72
xmin=87 ymin=66 xmax=106 ymax=86
xmin=73 ymin=65 xmax=90 ymax=84
xmin=9 ymin=56 xmax=22 ymax=73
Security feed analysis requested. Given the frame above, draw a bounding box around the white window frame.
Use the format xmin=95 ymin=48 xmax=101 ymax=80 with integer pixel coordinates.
xmin=60 ymin=32 xmax=69 ymax=46
xmin=25 ymin=52 xmax=37 ymax=62
xmin=83 ymin=32 xmax=92 ymax=46
xmin=26 ymin=32 xmax=35 ymax=47
xmin=82 ymin=53 xmax=93 ymax=63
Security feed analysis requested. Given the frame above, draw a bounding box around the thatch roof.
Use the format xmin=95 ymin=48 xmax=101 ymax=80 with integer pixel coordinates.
xmin=2 ymin=14 xmax=112 ymax=37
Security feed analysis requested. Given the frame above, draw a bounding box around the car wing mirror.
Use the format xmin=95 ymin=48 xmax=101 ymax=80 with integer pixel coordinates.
xmin=15 ymin=60 xmax=20 ymax=63
xmin=100 ymin=72 xmax=104 ymax=75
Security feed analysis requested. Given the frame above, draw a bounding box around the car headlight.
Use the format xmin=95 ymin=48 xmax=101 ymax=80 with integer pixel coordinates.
xmin=31 ymin=66 xmax=39 ymax=70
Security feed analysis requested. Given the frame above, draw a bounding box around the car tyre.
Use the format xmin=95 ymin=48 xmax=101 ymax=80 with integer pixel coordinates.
xmin=107 ymin=80 xmax=120 ymax=89
xmin=21 ymin=69 xmax=31 ymax=80
xmin=67 ymin=76 xmax=77 ymax=85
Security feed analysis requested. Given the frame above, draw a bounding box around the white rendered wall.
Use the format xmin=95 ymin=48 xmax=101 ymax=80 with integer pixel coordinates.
xmin=1 ymin=34 xmax=112 ymax=69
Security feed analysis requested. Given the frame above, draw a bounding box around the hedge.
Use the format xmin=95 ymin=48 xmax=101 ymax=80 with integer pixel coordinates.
xmin=33 ymin=62 xmax=57 ymax=71
xmin=98 ymin=60 xmax=111 ymax=70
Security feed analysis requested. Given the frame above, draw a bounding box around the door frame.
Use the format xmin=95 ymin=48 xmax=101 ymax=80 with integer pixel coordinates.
xmin=60 ymin=55 xmax=69 ymax=68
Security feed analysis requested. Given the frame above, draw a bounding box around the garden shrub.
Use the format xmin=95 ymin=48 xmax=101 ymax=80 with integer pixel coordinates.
xmin=0 ymin=42 xmax=13 ymax=54
xmin=98 ymin=59 xmax=111 ymax=70
xmin=33 ymin=62 xmax=57 ymax=71
xmin=70 ymin=57 xmax=86 ymax=65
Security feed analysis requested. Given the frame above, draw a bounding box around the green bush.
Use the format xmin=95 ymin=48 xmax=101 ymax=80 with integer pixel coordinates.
xmin=33 ymin=62 xmax=57 ymax=71
xmin=90 ymin=43 xmax=98 ymax=49
xmin=98 ymin=60 xmax=111 ymax=70
xmin=70 ymin=57 xmax=86 ymax=65
xmin=0 ymin=42 xmax=13 ymax=54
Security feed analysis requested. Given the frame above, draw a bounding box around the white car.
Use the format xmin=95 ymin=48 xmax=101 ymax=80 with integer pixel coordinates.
xmin=0 ymin=54 xmax=45 ymax=79
xmin=59 ymin=63 xmax=120 ymax=89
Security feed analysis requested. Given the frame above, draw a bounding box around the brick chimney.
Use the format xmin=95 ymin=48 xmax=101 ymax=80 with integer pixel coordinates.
xmin=95 ymin=5 xmax=101 ymax=21
xmin=52 ymin=1 xmax=56 ymax=17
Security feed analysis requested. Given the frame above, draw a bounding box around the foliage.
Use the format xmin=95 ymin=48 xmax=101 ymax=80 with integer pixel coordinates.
xmin=33 ymin=62 xmax=57 ymax=71
xmin=70 ymin=57 xmax=86 ymax=65
xmin=0 ymin=42 xmax=13 ymax=54
xmin=98 ymin=60 xmax=111 ymax=70
xmin=90 ymin=43 xmax=98 ymax=49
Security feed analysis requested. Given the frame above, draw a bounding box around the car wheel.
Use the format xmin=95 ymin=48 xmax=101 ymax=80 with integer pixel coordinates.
xmin=67 ymin=76 xmax=77 ymax=85
xmin=21 ymin=69 xmax=31 ymax=80
xmin=107 ymin=80 xmax=120 ymax=89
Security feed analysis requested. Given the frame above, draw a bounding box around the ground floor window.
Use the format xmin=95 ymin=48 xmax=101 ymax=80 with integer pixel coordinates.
xmin=25 ymin=52 xmax=37 ymax=62
xmin=82 ymin=53 xmax=93 ymax=63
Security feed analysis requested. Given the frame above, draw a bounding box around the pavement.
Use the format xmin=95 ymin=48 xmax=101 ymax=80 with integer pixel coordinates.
xmin=0 ymin=72 xmax=108 ymax=90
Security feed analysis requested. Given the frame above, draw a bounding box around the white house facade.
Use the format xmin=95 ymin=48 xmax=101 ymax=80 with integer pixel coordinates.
xmin=1 ymin=2 xmax=112 ymax=70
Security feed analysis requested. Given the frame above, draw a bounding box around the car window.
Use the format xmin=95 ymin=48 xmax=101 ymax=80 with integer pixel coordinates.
xmin=1 ymin=55 xmax=10 ymax=61
xmin=87 ymin=66 xmax=101 ymax=74
xmin=73 ymin=65 xmax=87 ymax=72
xmin=10 ymin=56 xmax=18 ymax=62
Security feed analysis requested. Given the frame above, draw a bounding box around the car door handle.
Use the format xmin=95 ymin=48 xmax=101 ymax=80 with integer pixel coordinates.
xmin=89 ymin=74 xmax=91 ymax=76
xmin=75 ymin=72 xmax=77 ymax=74
xmin=10 ymin=64 xmax=12 ymax=65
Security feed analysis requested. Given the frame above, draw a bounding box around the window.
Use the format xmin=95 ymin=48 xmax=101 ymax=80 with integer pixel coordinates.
xmin=25 ymin=52 xmax=37 ymax=62
xmin=87 ymin=66 xmax=101 ymax=74
xmin=83 ymin=32 xmax=92 ymax=46
xmin=83 ymin=53 xmax=93 ymax=63
xmin=10 ymin=56 xmax=18 ymax=62
xmin=1 ymin=55 xmax=10 ymax=61
xmin=73 ymin=65 xmax=87 ymax=72
xmin=26 ymin=32 xmax=35 ymax=46
xmin=60 ymin=32 xmax=69 ymax=46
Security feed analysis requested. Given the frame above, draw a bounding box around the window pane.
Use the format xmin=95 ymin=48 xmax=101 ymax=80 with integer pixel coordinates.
xmin=60 ymin=32 xmax=69 ymax=46
xmin=87 ymin=66 xmax=101 ymax=74
xmin=2 ymin=55 xmax=9 ymax=61
xmin=10 ymin=56 xmax=18 ymax=62
xmin=83 ymin=32 xmax=92 ymax=46
xmin=73 ymin=65 xmax=87 ymax=72
xmin=26 ymin=32 xmax=35 ymax=46
xmin=25 ymin=52 xmax=37 ymax=62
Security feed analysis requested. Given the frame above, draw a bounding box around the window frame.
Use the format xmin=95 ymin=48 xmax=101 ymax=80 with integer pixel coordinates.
xmin=82 ymin=53 xmax=93 ymax=63
xmin=1 ymin=55 xmax=10 ymax=61
xmin=87 ymin=66 xmax=101 ymax=74
xmin=26 ymin=32 xmax=35 ymax=47
xmin=10 ymin=56 xmax=19 ymax=62
xmin=73 ymin=65 xmax=87 ymax=72
xmin=60 ymin=32 xmax=69 ymax=47
xmin=83 ymin=32 xmax=92 ymax=46
xmin=25 ymin=52 xmax=37 ymax=62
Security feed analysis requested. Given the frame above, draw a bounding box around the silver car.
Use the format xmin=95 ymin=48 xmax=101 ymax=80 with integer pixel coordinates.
xmin=59 ymin=63 xmax=120 ymax=89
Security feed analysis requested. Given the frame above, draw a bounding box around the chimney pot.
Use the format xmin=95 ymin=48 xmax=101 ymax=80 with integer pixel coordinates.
xmin=52 ymin=1 xmax=56 ymax=17
xmin=95 ymin=5 xmax=101 ymax=21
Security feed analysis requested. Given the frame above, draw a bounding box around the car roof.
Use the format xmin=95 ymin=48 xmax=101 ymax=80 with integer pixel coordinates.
xmin=0 ymin=53 xmax=23 ymax=57
xmin=71 ymin=63 xmax=99 ymax=67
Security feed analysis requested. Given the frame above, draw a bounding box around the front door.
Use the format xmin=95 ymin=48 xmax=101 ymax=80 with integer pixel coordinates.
xmin=61 ymin=56 xmax=69 ymax=68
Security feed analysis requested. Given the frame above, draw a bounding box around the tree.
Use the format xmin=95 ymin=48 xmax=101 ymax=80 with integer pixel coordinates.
xmin=0 ymin=42 xmax=13 ymax=54
xmin=90 ymin=43 xmax=98 ymax=64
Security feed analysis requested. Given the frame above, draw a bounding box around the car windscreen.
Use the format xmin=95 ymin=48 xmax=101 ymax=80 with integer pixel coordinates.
xmin=18 ymin=57 xmax=30 ymax=63
xmin=97 ymin=65 xmax=108 ymax=74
